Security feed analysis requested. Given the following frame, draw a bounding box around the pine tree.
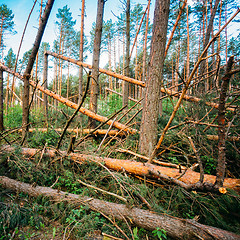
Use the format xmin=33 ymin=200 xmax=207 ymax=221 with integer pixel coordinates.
xmin=0 ymin=4 xmax=15 ymax=59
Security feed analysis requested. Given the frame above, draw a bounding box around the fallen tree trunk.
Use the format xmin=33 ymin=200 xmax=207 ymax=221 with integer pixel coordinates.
xmin=46 ymin=51 xmax=145 ymax=88
xmin=2 ymin=145 xmax=239 ymax=191
xmin=207 ymin=135 xmax=240 ymax=142
xmin=18 ymin=128 xmax=125 ymax=136
xmin=0 ymin=62 xmax=136 ymax=134
xmin=0 ymin=176 xmax=239 ymax=239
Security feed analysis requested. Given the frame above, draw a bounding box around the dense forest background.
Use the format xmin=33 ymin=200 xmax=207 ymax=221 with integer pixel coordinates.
xmin=0 ymin=0 xmax=240 ymax=239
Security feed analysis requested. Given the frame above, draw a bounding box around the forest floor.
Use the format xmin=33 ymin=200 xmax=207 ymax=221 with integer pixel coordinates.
xmin=1 ymin=96 xmax=240 ymax=239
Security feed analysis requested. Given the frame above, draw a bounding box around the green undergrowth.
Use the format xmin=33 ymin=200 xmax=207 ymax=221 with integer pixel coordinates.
xmin=0 ymin=147 xmax=240 ymax=239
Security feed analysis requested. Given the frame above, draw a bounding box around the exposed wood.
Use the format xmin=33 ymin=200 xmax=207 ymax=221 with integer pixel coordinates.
xmin=45 ymin=51 xmax=145 ymax=87
xmin=2 ymin=145 xmax=240 ymax=192
xmin=0 ymin=63 xmax=136 ymax=134
xmin=32 ymin=52 xmax=235 ymax=112
xmin=0 ymin=176 xmax=240 ymax=239
xmin=207 ymin=135 xmax=240 ymax=142
xmin=117 ymin=148 xmax=186 ymax=170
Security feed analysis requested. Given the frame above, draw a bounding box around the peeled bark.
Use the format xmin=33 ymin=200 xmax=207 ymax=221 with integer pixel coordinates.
xmin=2 ymin=145 xmax=239 ymax=192
xmin=0 ymin=176 xmax=239 ymax=240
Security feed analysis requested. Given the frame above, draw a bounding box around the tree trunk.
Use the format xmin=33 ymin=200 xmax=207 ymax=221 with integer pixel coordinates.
xmin=46 ymin=51 xmax=145 ymax=87
xmin=139 ymin=0 xmax=170 ymax=156
xmin=122 ymin=0 xmax=130 ymax=110
xmin=0 ymin=68 xmax=3 ymax=131
xmin=89 ymin=0 xmax=105 ymax=128
xmin=0 ymin=64 xmax=136 ymax=133
xmin=199 ymin=0 xmax=220 ymax=78
xmin=215 ymin=56 xmax=234 ymax=188
xmin=22 ymin=0 xmax=55 ymax=143
xmin=78 ymin=0 xmax=85 ymax=103
xmin=43 ymin=52 xmax=48 ymax=119
xmin=0 ymin=176 xmax=239 ymax=240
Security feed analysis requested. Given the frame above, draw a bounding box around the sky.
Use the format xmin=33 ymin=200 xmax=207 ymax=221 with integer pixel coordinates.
xmin=1 ymin=0 xmax=239 ymax=77
xmin=1 ymin=0 xmax=153 ymax=66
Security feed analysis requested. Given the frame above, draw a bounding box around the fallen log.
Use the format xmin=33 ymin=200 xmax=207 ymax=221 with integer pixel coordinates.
xmin=207 ymin=135 xmax=240 ymax=142
xmin=0 ymin=62 xmax=136 ymax=134
xmin=46 ymin=51 xmax=235 ymax=112
xmin=46 ymin=51 xmax=145 ymax=88
xmin=18 ymin=128 xmax=126 ymax=136
xmin=0 ymin=176 xmax=239 ymax=240
xmin=2 ymin=145 xmax=239 ymax=191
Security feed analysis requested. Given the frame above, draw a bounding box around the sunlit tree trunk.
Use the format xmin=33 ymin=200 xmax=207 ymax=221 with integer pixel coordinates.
xmin=78 ymin=0 xmax=85 ymax=103
xmin=22 ymin=0 xmax=54 ymax=143
xmin=139 ymin=0 xmax=170 ymax=156
xmin=122 ymin=0 xmax=130 ymax=110
xmin=89 ymin=0 xmax=105 ymax=128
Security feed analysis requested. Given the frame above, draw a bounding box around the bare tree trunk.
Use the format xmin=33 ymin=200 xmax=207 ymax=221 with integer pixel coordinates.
xmin=215 ymin=56 xmax=234 ymax=188
xmin=22 ymin=0 xmax=55 ymax=143
xmin=0 ymin=68 xmax=3 ymax=131
xmin=199 ymin=0 xmax=220 ymax=78
xmin=89 ymin=0 xmax=105 ymax=128
xmin=122 ymin=0 xmax=130 ymax=110
xmin=43 ymin=52 xmax=48 ymax=119
xmin=139 ymin=0 xmax=170 ymax=156
xmin=78 ymin=0 xmax=85 ymax=103
xmin=5 ymin=74 xmax=9 ymax=113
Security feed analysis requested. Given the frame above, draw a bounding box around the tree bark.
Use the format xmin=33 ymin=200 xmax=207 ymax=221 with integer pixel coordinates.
xmin=0 ymin=176 xmax=239 ymax=240
xmin=78 ymin=0 xmax=85 ymax=103
xmin=199 ymin=0 xmax=220 ymax=78
xmin=89 ymin=0 xmax=105 ymax=128
xmin=2 ymin=145 xmax=239 ymax=191
xmin=43 ymin=52 xmax=48 ymax=119
xmin=215 ymin=56 xmax=234 ymax=188
xmin=0 ymin=68 xmax=3 ymax=131
xmin=22 ymin=0 xmax=55 ymax=143
xmin=122 ymin=0 xmax=130 ymax=110
xmin=46 ymin=51 xmax=145 ymax=87
xmin=139 ymin=0 xmax=170 ymax=156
